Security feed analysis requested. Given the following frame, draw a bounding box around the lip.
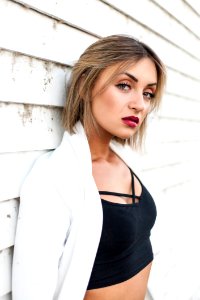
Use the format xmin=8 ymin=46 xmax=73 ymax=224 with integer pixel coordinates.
xmin=122 ymin=116 xmax=139 ymax=128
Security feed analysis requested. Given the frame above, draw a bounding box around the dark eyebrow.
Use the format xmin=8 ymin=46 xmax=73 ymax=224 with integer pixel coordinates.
xmin=124 ymin=72 xmax=138 ymax=82
xmin=124 ymin=72 xmax=157 ymax=87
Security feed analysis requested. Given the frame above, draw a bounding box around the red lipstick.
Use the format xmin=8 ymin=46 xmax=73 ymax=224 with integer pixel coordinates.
xmin=122 ymin=116 xmax=139 ymax=128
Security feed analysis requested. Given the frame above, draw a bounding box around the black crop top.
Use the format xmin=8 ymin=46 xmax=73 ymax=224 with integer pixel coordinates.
xmin=87 ymin=168 xmax=157 ymax=290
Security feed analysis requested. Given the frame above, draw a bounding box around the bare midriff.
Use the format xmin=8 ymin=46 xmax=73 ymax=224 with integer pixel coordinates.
xmin=84 ymin=262 xmax=152 ymax=300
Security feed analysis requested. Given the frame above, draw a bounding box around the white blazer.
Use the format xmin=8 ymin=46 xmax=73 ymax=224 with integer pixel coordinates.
xmin=12 ymin=122 xmax=141 ymax=300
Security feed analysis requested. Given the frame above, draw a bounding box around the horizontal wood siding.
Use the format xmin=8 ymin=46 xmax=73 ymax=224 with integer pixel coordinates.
xmin=0 ymin=0 xmax=200 ymax=298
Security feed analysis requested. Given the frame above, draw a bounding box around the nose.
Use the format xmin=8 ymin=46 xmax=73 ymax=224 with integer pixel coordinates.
xmin=128 ymin=91 xmax=146 ymax=112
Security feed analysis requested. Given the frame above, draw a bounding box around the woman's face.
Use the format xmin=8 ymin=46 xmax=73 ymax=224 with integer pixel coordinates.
xmin=90 ymin=58 xmax=157 ymax=140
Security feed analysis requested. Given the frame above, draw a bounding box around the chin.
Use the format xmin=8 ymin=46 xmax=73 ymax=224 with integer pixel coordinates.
xmin=115 ymin=132 xmax=135 ymax=140
xmin=120 ymin=128 xmax=137 ymax=138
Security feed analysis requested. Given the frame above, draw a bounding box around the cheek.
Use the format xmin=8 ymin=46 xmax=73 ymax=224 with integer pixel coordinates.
xmin=145 ymin=102 xmax=152 ymax=114
xmin=92 ymin=90 xmax=116 ymax=112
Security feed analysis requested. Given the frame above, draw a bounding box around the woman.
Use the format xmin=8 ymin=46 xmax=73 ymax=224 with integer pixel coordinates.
xmin=12 ymin=35 xmax=166 ymax=300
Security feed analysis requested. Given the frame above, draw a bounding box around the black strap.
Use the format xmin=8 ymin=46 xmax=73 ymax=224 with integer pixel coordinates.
xmin=99 ymin=168 xmax=140 ymax=203
xmin=99 ymin=190 xmax=140 ymax=200
xmin=99 ymin=191 xmax=134 ymax=198
xmin=129 ymin=167 xmax=135 ymax=197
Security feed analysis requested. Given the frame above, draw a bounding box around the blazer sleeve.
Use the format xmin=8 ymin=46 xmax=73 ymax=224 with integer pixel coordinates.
xmin=12 ymin=158 xmax=71 ymax=300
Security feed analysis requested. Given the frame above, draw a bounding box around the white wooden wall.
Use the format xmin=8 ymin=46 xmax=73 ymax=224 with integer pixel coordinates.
xmin=0 ymin=0 xmax=200 ymax=299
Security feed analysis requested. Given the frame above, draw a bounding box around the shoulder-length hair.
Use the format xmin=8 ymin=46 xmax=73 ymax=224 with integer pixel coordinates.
xmin=62 ymin=34 xmax=166 ymax=149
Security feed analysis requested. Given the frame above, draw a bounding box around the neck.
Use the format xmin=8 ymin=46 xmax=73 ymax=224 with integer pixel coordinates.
xmin=88 ymin=132 xmax=113 ymax=162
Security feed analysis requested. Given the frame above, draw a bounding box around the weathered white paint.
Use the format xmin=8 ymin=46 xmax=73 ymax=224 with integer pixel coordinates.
xmin=0 ymin=200 xmax=19 ymax=251
xmin=0 ymin=248 xmax=12 ymax=297
xmin=0 ymin=102 xmax=63 ymax=152
xmin=103 ymin=0 xmax=200 ymax=59
xmin=15 ymin=0 xmax=130 ymax=37
xmin=0 ymin=50 xmax=70 ymax=106
xmin=1 ymin=49 xmax=200 ymax=111
xmin=1 ymin=0 xmax=200 ymax=80
xmin=152 ymin=0 xmax=200 ymax=38
xmin=0 ymin=0 xmax=97 ymax=64
xmin=143 ymin=35 xmax=200 ymax=80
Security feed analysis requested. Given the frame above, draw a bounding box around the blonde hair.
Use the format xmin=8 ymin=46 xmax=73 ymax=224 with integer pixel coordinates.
xmin=62 ymin=34 xmax=166 ymax=148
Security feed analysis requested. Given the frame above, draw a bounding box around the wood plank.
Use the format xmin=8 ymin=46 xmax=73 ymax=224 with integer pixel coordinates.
xmin=0 ymin=248 xmax=12 ymax=297
xmin=147 ymin=117 xmax=200 ymax=143
xmin=166 ymin=69 xmax=200 ymax=101
xmin=184 ymin=0 xmax=200 ymax=15
xmin=0 ymin=0 xmax=97 ymax=65
xmin=0 ymin=199 xmax=19 ymax=251
xmin=152 ymin=0 xmax=200 ymax=39
xmin=16 ymin=0 xmax=129 ymax=37
xmin=138 ymin=30 xmax=200 ymax=81
xmin=119 ymin=19 xmax=200 ymax=81
xmin=159 ymin=94 xmax=200 ymax=120
xmin=0 ymin=103 xmax=63 ymax=153
xmin=0 ymin=50 xmax=70 ymax=106
xmin=0 ymin=151 xmax=46 ymax=202
xmin=17 ymin=0 xmax=200 ymax=59
xmin=142 ymin=161 xmax=193 ymax=193
xmin=1 ymin=0 xmax=200 ymax=80
xmin=141 ymin=141 xmax=200 ymax=171
xmin=103 ymin=0 xmax=200 ymax=59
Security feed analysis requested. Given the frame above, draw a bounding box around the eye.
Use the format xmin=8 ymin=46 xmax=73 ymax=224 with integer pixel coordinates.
xmin=143 ymin=91 xmax=155 ymax=100
xmin=116 ymin=82 xmax=131 ymax=91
